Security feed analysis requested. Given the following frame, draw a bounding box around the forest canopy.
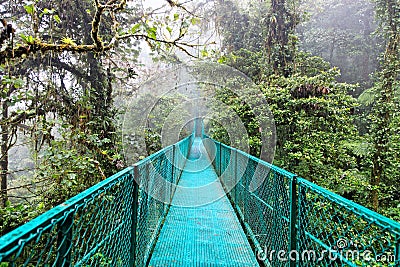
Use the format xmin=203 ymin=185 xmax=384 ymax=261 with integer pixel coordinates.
xmin=0 ymin=0 xmax=399 ymax=236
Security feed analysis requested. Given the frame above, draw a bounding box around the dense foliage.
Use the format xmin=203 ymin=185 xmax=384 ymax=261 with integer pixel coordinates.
xmin=0 ymin=0 xmax=399 ymax=236
xmin=210 ymin=0 xmax=400 ymax=219
xmin=0 ymin=0 xmax=199 ymax=235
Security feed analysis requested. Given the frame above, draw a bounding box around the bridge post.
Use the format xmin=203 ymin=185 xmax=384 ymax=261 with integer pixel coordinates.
xmin=170 ymin=144 xmax=176 ymax=203
xmin=395 ymin=235 xmax=400 ymax=267
xmin=56 ymin=212 xmax=73 ymax=267
xmin=130 ymin=166 xmax=140 ymax=267
xmin=234 ymin=148 xmax=238 ymax=203
xmin=288 ymin=176 xmax=298 ymax=267
xmin=219 ymin=142 xmax=222 ymax=176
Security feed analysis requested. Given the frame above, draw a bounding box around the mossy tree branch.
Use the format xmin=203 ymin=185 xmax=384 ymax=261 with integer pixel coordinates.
xmin=0 ymin=0 xmax=200 ymax=64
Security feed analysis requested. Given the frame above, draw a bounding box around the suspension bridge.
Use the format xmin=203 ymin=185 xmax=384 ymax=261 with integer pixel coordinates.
xmin=0 ymin=129 xmax=400 ymax=266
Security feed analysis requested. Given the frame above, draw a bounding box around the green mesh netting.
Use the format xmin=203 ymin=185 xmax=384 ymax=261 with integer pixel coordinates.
xmin=1 ymin=134 xmax=399 ymax=267
xmin=203 ymin=135 xmax=400 ymax=267
xmin=0 ymin=135 xmax=193 ymax=267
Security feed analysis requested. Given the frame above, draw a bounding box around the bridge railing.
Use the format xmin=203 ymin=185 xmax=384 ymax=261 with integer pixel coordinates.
xmin=203 ymin=136 xmax=400 ymax=267
xmin=0 ymin=134 xmax=193 ymax=267
xmin=297 ymin=179 xmax=400 ymax=267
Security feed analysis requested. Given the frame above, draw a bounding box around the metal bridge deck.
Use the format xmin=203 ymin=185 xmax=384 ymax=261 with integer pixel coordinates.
xmin=149 ymin=138 xmax=259 ymax=267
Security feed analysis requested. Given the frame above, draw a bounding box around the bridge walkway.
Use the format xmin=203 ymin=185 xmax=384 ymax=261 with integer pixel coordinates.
xmin=149 ymin=138 xmax=259 ymax=266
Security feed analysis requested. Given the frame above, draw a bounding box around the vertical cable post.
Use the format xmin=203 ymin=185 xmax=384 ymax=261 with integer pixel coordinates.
xmin=395 ymin=235 xmax=400 ymax=267
xmin=234 ymin=148 xmax=238 ymax=202
xmin=130 ymin=166 xmax=140 ymax=267
xmin=171 ymin=145 xmax=176 ymax=203
xmin=219 ymin=142 xmax=222 ymax=177
xmin=289 ymin=175 xmax=298 ymax=267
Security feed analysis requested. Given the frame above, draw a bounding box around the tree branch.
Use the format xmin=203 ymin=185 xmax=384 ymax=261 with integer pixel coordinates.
xmin=0 ymin=0 xmax=201 ymax=64
xmin=108 ymin=33 xmax=201 ymax=58
xmin=0 ymin=42 xmax=99 ymax=64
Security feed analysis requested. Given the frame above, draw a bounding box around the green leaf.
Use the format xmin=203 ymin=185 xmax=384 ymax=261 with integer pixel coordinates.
xmin=190 ymin=18 xmax=200 ymax=25
xmin=13 ymin=78 xmax=24 ymax=89
xmin=218 ymin=56 xmax=227 ymax=64
xmin=174 ymin=13 xmax=179 ymax=21
xmin=43 ymin=8 xmax=51 ymax=14
xmin=24 ymin=4 xmax=35 ymax=15
xmin=53 ymin=14 xmax=61 ymax=23
xmin=201 ymin=49 xmax=209 ymax=57
xmin=20 ymin=34 xmax=35 ymax=44
xmin=130 ymin=23 xmax=141 ymax=34
xmin=147 ymin=26 xmax=157 ymax=39
xmin=62 ymin=37 xmax=77 ymax=45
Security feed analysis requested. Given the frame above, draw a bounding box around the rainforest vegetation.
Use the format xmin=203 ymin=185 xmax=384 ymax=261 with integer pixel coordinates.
xmin=0 ymin=0 xmax=399 ymax=236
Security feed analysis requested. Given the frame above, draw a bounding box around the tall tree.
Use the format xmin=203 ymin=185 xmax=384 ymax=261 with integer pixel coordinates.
xmin=369 ymin=0 xmax=400 ymax=211
xmin=212 ymin=0 xmax=300 ymax=81
xmin=265 ymin=0 xmax=299 ymax=76
xmin=0 ymin=0 xmax=199 ymax=208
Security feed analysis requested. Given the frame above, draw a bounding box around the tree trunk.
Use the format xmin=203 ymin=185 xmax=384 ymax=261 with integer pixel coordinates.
xmin=370 ymin=0 xmax=399 ymax=212
xmin=1 ymin=98 xmax=9 ymax=207
xmin=267 ymin=0 xmax=296 ymax=77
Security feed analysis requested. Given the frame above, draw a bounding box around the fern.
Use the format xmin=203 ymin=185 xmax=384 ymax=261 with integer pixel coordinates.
xmin=358 ymin=87 xmax=378 ymax=106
